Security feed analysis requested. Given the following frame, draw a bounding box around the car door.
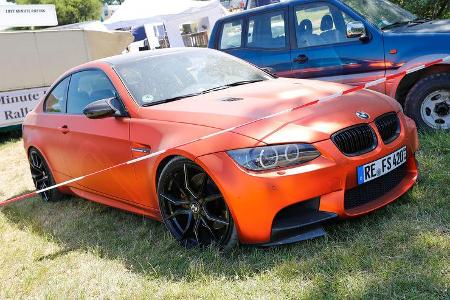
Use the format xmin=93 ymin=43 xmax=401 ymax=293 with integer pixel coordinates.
xmin=288 ymin=0 xmax=386 ymax=93
xmin=217 ymin=9 xmax=291 ymax=73
xmin=37 ymin=76 xmax=71 ymax=179
xmin=62 ymin=69 xmax=138 ymax=202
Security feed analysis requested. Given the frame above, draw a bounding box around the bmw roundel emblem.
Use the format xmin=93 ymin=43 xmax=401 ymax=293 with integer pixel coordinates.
xmin=356 ymin=111 xmax=370 ymax=119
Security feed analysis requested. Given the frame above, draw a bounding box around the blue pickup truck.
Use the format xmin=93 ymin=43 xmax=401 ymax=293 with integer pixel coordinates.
xmin=209 ymin=0 xmax=450 ymax=131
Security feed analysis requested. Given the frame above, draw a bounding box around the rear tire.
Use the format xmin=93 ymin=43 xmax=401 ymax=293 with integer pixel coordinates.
xmin=157 ymin=156 xmax=238 ymax=250
xmin=404 ymin=73 xmax=450 ymax=132
xmin=28 ymin=148 xmax=65 ymax=202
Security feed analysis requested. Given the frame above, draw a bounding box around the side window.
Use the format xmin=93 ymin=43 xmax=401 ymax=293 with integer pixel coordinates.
xmin=247 ymin=10 xmax=287 ymax=49
xmin=44 ymin=76 xmax=70 ymax=113
xmin=219 ymin=19 xmax=243 ymax=50
xmin=67 ymin=70 xmax=116 ymax=115
xmin=295 ymin=3 xmax=359 ymax=48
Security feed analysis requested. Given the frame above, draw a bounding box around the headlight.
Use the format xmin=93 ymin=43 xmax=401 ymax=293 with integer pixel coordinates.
xmin=227 ymin=144 xmax=320 ymax=171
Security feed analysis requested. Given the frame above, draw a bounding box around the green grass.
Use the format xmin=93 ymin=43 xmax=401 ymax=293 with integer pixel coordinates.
xmin=0 ymin=132 xmax=449 ymax=299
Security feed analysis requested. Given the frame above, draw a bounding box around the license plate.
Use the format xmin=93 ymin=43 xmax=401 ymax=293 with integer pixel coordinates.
xmin=357 ymin=146 xmax=407 ymax=185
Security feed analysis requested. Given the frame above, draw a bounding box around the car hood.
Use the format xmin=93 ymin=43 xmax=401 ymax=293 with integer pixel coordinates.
xmin=138 ymin=78 xmax=400 ymax=144
xmin=391 ymin=19 xmax=450 ymax=33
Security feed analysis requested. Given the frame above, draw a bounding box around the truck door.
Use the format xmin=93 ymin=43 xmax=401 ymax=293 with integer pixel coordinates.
xmin=288 ymin=1 xmax=386 ymax=93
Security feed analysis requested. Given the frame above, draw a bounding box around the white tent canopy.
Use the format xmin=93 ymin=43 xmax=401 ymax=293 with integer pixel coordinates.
xmin=44 ymin=21 xmax=110 ymax=32
xmin=104 ymin=0 xmax=227 ymax=47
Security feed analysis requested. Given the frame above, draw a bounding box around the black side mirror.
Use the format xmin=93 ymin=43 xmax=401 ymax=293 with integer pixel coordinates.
xmin=83 ymin=97 xmax=125 ymax=119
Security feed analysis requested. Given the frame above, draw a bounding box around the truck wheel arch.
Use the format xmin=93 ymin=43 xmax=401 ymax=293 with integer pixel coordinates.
xmin=395 ymin=64 xmax=450 ymax=106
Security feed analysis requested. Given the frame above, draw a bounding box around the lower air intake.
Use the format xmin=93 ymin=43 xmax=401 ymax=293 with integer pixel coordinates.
xmin=344 ymin=164 xmax=406 ymax=210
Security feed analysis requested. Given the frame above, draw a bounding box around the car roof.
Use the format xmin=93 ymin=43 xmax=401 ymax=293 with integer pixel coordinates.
xmin=222 ymin=1 xmax=291 ymax=20
xmin=99 ymin=47 xmax=215 ymax=67
xmin=219 ymin=0 xmax=345 ymax=21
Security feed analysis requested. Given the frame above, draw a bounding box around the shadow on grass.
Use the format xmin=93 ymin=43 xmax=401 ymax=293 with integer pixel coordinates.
xmin=1 ymin=187 xmax=447 ymax=291
xmin=0 ymin=133 xmax=448 ymax=297
xmin=0 ymin=129 xmax=22 ymax=145
xmin=0 ymin=132 xmax=448 ymax=297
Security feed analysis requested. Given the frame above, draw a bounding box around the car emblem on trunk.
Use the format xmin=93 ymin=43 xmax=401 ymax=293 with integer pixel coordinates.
xmin=356 ymin=111 xmax=370 ymax=119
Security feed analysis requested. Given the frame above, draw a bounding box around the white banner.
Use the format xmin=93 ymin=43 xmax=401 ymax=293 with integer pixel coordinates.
xmin=0 ymin=5 xmax=58 ymax=27
xmin=0 ymin=87 xmax=47 ymax=127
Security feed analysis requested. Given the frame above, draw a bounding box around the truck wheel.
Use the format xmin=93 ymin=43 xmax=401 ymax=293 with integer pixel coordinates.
xmin=404 ymin=73 xmax=450 ymax=131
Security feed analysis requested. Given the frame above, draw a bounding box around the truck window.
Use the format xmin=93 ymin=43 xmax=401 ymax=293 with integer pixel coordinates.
xmin=247 ymin=10 xmax=287 ymax=49
xmin=295 ymin=2 xmax=359 ymax=48
xmin=220 ymin=20 xmax=243 ymax=50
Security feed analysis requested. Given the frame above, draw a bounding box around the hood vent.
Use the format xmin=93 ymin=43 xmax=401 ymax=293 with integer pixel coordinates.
xmin=219 ymin=97 xmax=243 ymax=102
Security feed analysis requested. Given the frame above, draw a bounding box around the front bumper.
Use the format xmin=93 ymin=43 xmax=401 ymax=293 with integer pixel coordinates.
xmin=263 ymin=197 xmax=338 ymax=246
xmin=195 ymin=113 xmax=419 ymax=244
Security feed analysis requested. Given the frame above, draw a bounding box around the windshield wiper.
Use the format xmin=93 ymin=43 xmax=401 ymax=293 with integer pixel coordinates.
xmin=142 ymin=79 xmax=265 ymax=107
xmin=381 ymin=21 xmax=410 ymax=30
xmin=190 ymin=79 xmax=265 ymax=95
xmin=382 ymin=18 xmax=432 ymax=30
xmin=225 ymin=79 xmax=265 ymax=87
xmin=198 ymin=79 xmax=265 ymax=93
xmin=407 ymin=18 xmax=432 ymax=26
xmin=141 ymin=92 xmax=204 ymax=106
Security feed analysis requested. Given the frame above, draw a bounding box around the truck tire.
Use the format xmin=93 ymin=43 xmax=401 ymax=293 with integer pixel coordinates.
xmin=404 ymin=73 xmax=450 ymax=132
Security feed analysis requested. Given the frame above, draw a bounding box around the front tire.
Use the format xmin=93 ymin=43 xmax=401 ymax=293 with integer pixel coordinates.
xmin=404 ymin=73 xmax=450 ymax=131
xmin=157 ymin=157 xmax=238 ymax=250
xmin=28 ymin=148 xmax=65 ymax=202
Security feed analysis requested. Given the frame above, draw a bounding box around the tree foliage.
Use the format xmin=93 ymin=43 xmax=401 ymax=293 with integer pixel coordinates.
xmin=389 ymin=0 xmax=449 ymax=19
xmin=16 ymin=0 xmax=103 ymax=25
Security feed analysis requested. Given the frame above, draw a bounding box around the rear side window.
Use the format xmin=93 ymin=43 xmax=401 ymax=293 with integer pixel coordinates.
xmin=67 ymin=70 xmax=116 ymax=115
xmin=247 ymin=11 xmax=287 ymax=49
xmin=44 ymin=77 xmax=70 ymax=113
xmin=219 ymin=19 xmax=243 ymax=49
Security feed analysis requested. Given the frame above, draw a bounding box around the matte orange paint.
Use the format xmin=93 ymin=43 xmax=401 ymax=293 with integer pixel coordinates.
xmin=22 ymin=60 xmax=419 ymax=244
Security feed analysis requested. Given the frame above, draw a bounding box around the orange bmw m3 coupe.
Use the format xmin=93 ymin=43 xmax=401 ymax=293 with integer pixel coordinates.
xmin=23 ymin=48 xmax=419 ymax=249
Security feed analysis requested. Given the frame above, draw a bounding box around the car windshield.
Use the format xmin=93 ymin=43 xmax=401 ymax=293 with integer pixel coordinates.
xmin=114 ymin=49 xmax=272 ymax=106
xmin=342 ymin=0 xmax=416 ymax=30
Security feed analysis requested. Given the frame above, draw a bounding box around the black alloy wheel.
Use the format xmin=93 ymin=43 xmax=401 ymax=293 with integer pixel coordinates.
xmin=28 ymin=148 xmax=64 ymax=202
xmin=157 ymin=157 xmax=238 ymax=249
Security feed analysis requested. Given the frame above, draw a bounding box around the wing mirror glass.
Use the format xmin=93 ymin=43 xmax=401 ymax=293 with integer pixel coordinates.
xmin=346 ymin=21 xmax=367 ymax=39
xmin=83 ymin=97 xmax=125 ymax=119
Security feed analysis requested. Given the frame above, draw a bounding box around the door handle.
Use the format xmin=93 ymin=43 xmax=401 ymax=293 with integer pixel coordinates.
xmin=131 ymin=147 xmax=151 ymax=154
xmin=294 ymin=54 xmax=308 ymax=64
xmin=57 ymin=125 xmax=69 ymax=134
xmin=131 ymin=142 xmax=151 ymax=157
